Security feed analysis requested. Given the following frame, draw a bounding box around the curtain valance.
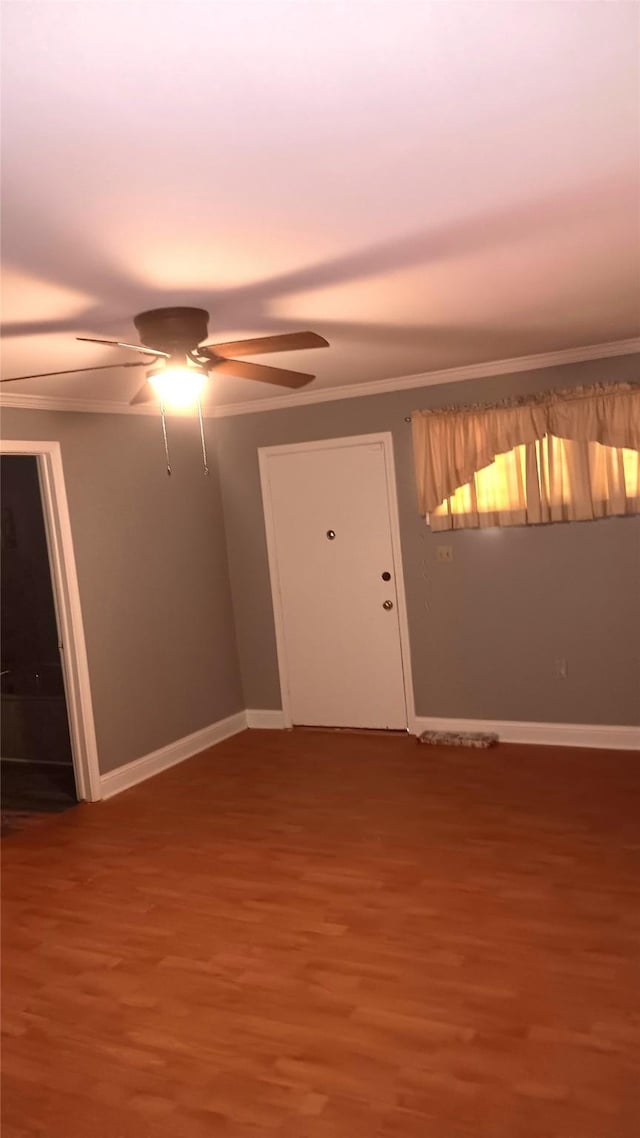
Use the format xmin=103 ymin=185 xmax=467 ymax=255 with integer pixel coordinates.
xmin=411 ymin=382 xmax=640 ymax=515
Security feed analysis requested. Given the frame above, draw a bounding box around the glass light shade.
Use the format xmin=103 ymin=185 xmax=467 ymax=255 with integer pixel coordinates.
xmin=149 ymin=367 xmax=206 ymax=410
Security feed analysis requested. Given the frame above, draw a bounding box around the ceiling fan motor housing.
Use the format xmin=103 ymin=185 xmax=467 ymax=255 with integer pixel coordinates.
xmin=133 ymin=307 xmax=210 ymax=354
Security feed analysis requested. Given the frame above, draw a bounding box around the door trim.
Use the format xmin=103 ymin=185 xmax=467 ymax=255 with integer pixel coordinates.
xmin=258 ymin=432 xmax=416 ymax=732
xmin=0 ymin=440 xmax=101 ymax=800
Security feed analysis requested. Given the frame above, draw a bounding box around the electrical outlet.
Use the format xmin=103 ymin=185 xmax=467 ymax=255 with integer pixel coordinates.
xmin=436 ymin=545 xmax=453 ymax=562
xmin=554 ymin=657 xmax=568 ymax=679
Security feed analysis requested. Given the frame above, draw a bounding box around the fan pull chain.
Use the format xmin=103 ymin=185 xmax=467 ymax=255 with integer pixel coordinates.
xmin=197 ymin=399 xmax=209 ymax=476
xmin=159 ymin=402 xmax=172 ymax=476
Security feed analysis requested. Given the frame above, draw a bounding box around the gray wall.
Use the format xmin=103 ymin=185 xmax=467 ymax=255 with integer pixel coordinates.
xmin=2 ymin=353 xmax=638 ymax=768
xmin=0 ymin=409 xmax=243 ymax=773
xmin=215 ymin=354 xmax=640 ymax=726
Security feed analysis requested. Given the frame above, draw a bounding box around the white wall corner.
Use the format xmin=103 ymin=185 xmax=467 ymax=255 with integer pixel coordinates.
xmin=99 ymin=710 xmax=248 ymax=799
xmin=245 ymin=709 xmax=288 ymax=729
xmin=413 ymin=716 xmax=640 ymax=751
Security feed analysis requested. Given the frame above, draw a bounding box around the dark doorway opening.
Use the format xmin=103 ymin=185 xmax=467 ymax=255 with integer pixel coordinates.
xmin=1 ymin=456 xmax=77 ymax=834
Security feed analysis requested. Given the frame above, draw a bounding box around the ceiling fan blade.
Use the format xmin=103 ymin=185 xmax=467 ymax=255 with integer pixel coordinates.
xmin=0 ymin=361 xmax=146 ymax=383
xmin=76 ymin=337 xmax=169 ymax=358
xmin=212 ymin=358 xmax=314 ymax=388
xmin=202 ymin=331 xmax=329 ymax=359
xmin=129 ymin=381 xmax=157 ymax=405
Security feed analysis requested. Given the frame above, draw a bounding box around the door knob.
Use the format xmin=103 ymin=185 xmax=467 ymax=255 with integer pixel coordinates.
xmin=382 ymin=600 xmax=394 ymax=610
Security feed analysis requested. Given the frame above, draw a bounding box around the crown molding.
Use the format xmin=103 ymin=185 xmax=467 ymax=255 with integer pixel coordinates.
xmin=1 ymin=337 xmax=638 ymax=420
xmin=206 ymin=337 xmax=640 ymax=417
xmin=0 ymin=392 xmax=161 ymax=416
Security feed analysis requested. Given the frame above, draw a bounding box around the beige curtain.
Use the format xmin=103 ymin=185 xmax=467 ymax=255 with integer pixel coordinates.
xmin=431 ymin=437 xmax=640 ymax=530
xmin=411 ymin=382 xmax=640 ymax=529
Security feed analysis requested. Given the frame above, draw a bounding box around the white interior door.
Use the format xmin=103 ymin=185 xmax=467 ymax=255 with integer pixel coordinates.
xmin=262 ymin=438 xmax=408 ymax=729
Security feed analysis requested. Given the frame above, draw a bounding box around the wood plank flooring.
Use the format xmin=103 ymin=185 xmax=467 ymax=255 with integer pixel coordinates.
xmin=2 ymin=728 xmax=639 ymax=1137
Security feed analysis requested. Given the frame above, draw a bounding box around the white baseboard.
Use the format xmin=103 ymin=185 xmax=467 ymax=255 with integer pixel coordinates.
xmin=97 ymin=709 xmax=638 ymax=801
xmin=413 ymin=716 xmax=640 ymax=751
xmin=245 ymin=708 xmax=288 ymax=729
xmin=99 ymin=711 xmax=247 ymax=799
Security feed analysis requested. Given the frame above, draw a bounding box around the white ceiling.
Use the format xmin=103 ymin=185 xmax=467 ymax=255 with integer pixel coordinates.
xmin=1 ymin=1 xmax=638 ymax=412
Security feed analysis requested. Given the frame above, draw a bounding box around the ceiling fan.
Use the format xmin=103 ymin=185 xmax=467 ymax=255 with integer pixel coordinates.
xmin=1 ymin=306 xmax=329 ymax=402
xmin=1 ymin=307 xmax=329 ymax=475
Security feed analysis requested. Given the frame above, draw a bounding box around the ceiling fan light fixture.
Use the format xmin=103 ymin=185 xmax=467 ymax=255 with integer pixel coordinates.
xmin=148 ymin=363 xmax=207 ymax=410
xmin=5 ymin=307 xmax=328 ymax=476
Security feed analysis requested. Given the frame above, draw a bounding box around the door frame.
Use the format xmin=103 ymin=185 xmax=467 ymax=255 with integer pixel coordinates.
xmin=259 ymin=432 xmax=416 ymax=732
xmin=0 ymin=440 xmax=101 ymax=801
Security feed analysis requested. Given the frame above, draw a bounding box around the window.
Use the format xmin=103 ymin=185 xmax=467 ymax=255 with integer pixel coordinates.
xmin=412 ymin=382 xmax=640 ymax=531
xmin=431 ymin=437 xmax=640 ymax=530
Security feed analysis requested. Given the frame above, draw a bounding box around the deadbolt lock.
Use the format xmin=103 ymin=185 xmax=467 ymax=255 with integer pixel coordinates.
xmin=382 ymin=600 xmax=394 ymax=610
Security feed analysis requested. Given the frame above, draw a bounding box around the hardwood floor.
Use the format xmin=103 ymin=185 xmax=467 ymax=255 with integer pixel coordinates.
xmin=2 ymin=728 xmax=639 ymax=1137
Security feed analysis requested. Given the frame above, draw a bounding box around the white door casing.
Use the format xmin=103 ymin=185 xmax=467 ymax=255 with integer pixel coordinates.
xmin=0 ymin=440 xmax=101 ymax=800
xmin=259 ymin=433 xmax=415 ymax=731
